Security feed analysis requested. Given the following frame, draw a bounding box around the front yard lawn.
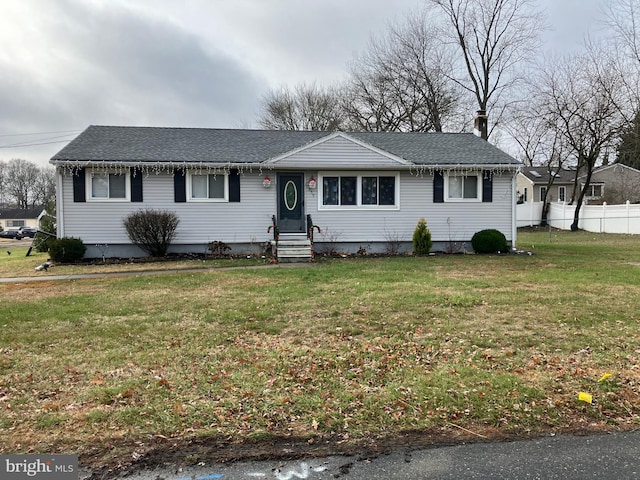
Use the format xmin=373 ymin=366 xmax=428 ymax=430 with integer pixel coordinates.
xmin=1 ymin=230 xmax=639 ymax=470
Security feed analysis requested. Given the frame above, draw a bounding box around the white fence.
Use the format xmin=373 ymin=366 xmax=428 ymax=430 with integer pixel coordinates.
xmin=517 ymin=201 xmax=640 ymax=234
xmin=516 ymin=202 xmax=544 ymax=227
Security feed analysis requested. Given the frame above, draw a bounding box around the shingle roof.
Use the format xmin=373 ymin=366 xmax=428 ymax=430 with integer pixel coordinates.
xmin=51 ymin=125 xmax=520 ymax=167
xmin=520 ymin=166 xmax=575 ymax=184
xmin=0 ymin=208 xmax=45 ymax=219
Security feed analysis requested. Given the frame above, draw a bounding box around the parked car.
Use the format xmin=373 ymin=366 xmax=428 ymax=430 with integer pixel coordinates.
xmin=18 ymin=226 xmax=37 ymax=238
xmin=0 ymin=229 xmax=23 ymax=239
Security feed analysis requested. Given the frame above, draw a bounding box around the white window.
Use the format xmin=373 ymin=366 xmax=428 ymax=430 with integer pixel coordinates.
xmin=558 ymin=186 xmax=566 ymax=203
xmin=540 ymin=186 xmax=547 ymax=201
xmin=584 ymin=183 xmax=604 ymax=198
xmin=445 ymin=174 xmax=481 ymax=202
xmin=88 ymin=171 xmax=130 ymax=201
xmin=188 ymin=173 xmax=228 ymax=202
xmin=319 ymin=172 xmax=399 ymax=209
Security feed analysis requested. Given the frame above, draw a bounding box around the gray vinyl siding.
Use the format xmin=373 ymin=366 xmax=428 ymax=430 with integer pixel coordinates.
xmin=306 ymin=171 xmax=514 ymax=243
xmin=60 ymin=171 xmax=277 ymax=245
xmin=273 ymin=135 xmax=407 ymax=169
xmin=59 ymin=169 xmax=515 ymax=247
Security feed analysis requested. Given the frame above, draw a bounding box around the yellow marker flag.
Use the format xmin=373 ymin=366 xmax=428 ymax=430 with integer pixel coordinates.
xmin=598 ymin=373 xmax=612 ymax=382
xmin=578 ymin=392 xmax=593 ymax=404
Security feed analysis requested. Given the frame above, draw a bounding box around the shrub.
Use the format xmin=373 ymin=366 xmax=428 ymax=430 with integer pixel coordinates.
xmin=48 ymin=237 xmax=86 ymax=263
xmin=208 ymin=240 xmax=231 ymax=256
xmin=413 ymin=218 xmax=433 ymax=255
xmin=471 ymin=229 xmax=509 ymax=254
xmin=123 ymin=209 xmax=180 ymax=257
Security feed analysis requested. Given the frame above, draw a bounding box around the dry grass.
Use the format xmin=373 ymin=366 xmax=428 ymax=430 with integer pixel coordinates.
xmin=0 ymin=229 xmax=639 ymax=468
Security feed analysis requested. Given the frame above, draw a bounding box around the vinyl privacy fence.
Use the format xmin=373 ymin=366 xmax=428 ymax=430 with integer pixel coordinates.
xmin=517 ymin=201 xmax=640 ymax=234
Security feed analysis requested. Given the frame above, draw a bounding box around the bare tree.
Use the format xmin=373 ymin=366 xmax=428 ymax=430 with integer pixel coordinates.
xmin=343 ymin=12 xmax=464 ymax=132
xmin=504 ymin=95 xmax=571 ymax=224
xmin=604 ymin=0 xmax=640 ymax=166
xmin=32 ymin=166 xmax=56 ymax=208
xmin=259 ymin=83 xmax=344 ymax=131
xmin=427 ymin=0 xmax=544 ymax=138
xmin=0 ymin=161 xmax=6 ymax=207
xmin=605 ymin=0 xmax=640 ymax=67
xmin=3 ymin=159 xmax=40 ymax=209
xmin=0 ymin=159 xmax=53 ymax=209
xmin=537 ymin=51 xmax=626 ymax=230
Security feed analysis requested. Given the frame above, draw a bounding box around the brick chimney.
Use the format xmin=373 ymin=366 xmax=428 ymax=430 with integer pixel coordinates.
xmin=474 ymin=110 xmax=488 ymax=140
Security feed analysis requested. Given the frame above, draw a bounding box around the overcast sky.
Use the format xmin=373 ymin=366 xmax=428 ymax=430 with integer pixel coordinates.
xmin=0 ymin=0 xmax=606 ymax=167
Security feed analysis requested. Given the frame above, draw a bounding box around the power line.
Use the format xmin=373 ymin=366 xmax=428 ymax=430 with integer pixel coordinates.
xmin=0 ymin=133 xmax=78 ymax=148
xmin=0 ymin=129 xmax=83 ymax=138
xmin=0 ymin=139 xmax=75 ymax=148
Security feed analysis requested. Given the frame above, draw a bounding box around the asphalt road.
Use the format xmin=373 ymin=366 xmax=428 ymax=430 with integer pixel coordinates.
xmin=0 ymin=237 xmax=32 ymax=249
xmin=89 ymin=431 xmax=640 ymax=480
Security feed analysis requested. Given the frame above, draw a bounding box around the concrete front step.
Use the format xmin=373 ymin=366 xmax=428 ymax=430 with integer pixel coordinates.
xmin=273 ymin=238 xmax=313 ymax=262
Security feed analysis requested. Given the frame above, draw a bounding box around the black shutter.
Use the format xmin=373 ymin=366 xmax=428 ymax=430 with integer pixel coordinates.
xmin=174 ymin=170 xmax=186 ymax=202
xmin=73 ymin=168 xmax=86 ymax=203
xmin=482 ymin=170 xmax=493 ymax=203
xmin=433 ymin=170 xmax=444 ymax=203
xmin=131 ymin=168 xmax=143 ymax=202
xmin=229 ymin=168 xmax=240 ymax=202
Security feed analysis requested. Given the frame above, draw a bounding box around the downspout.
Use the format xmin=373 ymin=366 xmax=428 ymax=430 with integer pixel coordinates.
xmin=512 ymin=168 xmax=518 ymax=248
xmin=56 ymin=167 xmax=64 ymax=238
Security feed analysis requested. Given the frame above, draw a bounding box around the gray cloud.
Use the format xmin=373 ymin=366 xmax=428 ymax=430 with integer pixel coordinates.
xmin=0 ymin=0 xmax=606 ymax=167
xmin=0 ymin=0 xmax=265 ymax=165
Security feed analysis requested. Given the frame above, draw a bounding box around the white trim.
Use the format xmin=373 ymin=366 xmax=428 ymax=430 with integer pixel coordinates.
xmin=318 ymin=171 xmax=400 ymax=211
xmin=539 ymin=186 xmax=547 ymax=201
xmin=186 ymin=172 xmax=229 ymax=202
xmin=558 ymin=185 xmax=566 ymax=203
xmin=512 ymin=170 xmax=517 ymax=246
xmin=86 ymin=170 xmax=131 ymax=202
xmin=593 ymin=163 xmax=640 ymax=176
xmin=444 ymin=172 xmax=481 ymax=202
xmin=57 ymin=170 xmax=64 ymax=238
xmin=582 ymin=182 xmax=605 ymax=199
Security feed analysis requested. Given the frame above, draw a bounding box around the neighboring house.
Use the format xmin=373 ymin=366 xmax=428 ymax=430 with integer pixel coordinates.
xmin=0 ymin=207 xmax=46 ymax=231
xmin=578 ymin=163 xmax=640 ymax=204
xmin=50 ymin=126 xmax=521 ymax=258
xmin=517 ymin=167 xmax=576 ymax=204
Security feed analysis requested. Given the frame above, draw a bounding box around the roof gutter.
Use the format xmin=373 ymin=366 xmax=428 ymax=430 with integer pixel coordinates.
xmin=51 ymin=159 xmax=521 ymax=174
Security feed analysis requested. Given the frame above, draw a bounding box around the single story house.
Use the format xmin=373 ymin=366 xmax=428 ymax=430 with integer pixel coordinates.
xmin=577 ymin=163 xmax=640 ymax=204
xmin=51 ymin=126 xmax=521 ymax=259
xmin=516 ymin=167 xmax=576 ymax=204
xmin=0 ymin=207 xmax=46 ymax=231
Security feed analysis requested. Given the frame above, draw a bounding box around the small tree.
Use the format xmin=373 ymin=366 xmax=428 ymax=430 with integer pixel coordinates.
xmin=413 ymin=218 xmax=433 ymax=254
xmin=123 ymin=209 xmax=180 ymax=257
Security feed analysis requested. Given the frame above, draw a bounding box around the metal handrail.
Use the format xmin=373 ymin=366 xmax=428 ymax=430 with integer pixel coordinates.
xmin=306 ymin=214 xmax=321 ymax=261
xmin=267 ymin=215 xmax=279 ymax=263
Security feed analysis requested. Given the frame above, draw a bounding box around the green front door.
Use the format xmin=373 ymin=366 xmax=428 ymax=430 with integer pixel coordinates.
xmin=277 ymin=173 xmax=305 ymax=233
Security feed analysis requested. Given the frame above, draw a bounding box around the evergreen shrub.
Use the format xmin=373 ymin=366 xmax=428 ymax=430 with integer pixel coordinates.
xmin=413 ymin=218 xmax=433 ymax=255
xmin=48 ymin=237 xmax=87 ymax=263
xmin=471 ymin=229 xmax=509 ymax=254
